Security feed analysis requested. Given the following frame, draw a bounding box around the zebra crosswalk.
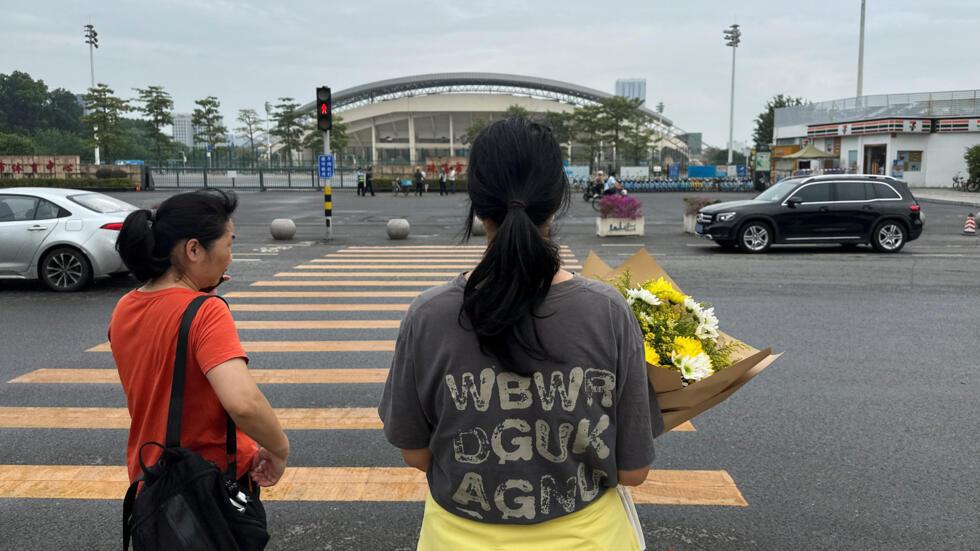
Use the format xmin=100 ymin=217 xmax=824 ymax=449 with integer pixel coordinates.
xmin=0 ymin=244 xmax=748 ymax=536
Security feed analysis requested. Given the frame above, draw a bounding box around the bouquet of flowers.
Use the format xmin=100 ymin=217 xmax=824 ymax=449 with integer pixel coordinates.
xmin=582 ymin=248 xmax=780 ymax=434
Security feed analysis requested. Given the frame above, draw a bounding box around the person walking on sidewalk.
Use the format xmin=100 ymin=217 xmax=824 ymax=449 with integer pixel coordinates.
xmin=379 ymin=118 xmax=661 ymax=551
xmin=414 ymin=167 xmax=425 ymax=197
xmin=111 ymin=190 xmax=290 ymax=536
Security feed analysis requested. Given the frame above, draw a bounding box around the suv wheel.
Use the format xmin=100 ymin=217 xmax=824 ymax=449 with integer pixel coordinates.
xmin=872 ymin=221 xmax=907 ymax=253
xmin=739 ymin=222 xmax=772 ymax=253
xmin=40 ymin=247 xmax=92 ymax=292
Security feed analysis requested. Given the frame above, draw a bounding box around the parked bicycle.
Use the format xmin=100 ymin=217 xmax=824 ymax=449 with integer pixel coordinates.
xmin=952 ymin=173 xmax=980 ymax=193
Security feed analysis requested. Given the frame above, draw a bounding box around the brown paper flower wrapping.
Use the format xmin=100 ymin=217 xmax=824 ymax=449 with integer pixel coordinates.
xmin=581 ymin=249 xmax=781 ymax=434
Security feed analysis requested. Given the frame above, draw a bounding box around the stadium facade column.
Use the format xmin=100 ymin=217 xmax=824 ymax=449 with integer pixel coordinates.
xmin=449 ymin=113 xmax=455 ymax=157
xmin=371 ymin=119 xmax=378 ymax=166
xmin=408 ymin=114 xmax=417 ymax=164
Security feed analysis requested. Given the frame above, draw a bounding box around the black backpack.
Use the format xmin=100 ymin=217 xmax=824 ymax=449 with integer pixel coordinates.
xmin=123 ymin=295 xmax=270 ymax=551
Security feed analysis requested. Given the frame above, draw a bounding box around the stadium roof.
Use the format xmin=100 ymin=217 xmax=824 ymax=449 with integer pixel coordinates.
xmin=298 ymin=72 xmax=676 ymax=128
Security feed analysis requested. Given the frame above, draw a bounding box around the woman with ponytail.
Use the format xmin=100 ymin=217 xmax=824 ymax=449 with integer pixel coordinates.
xmin=110 ymin=190 xmax=288 ymax=531
xmin=380 ymin=118 xmax=662 ymax=550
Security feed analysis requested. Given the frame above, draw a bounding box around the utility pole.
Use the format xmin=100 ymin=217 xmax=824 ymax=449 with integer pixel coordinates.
xmin=83 ymin=23 xmax=100 ymax=165
xmin=724 ymin=23 xmax=741 ymax=165
xmin=857 ymin=0 xmax=866 ymax=98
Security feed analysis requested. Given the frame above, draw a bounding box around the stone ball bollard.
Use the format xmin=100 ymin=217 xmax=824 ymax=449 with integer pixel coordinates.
xmin=471 ymin=216 xmax=487 ymax=236
xmin=386 ymin=218 xmax=410 ymax=240
xmin=269 ymin=218 xmax=296 ymax=240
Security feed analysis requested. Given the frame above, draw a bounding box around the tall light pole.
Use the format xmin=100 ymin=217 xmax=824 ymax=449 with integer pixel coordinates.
xmin=83 ymin=24 xmax=100 ymax=165
xmin=857 ymin=0 xmax=866 ymax=98
xmin=724 ymin=23 xmax=741 ymax=165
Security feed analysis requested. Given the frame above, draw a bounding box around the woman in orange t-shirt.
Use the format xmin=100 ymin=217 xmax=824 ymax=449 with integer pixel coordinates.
xmin=109 ymin=190 xmax=289 ymax=507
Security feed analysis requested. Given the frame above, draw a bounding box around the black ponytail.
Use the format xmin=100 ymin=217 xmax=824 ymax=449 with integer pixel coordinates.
xmin=116 ymin=190 xmax=238 ymax=282
xmin=460 ymin=118 xmax=571 ymax=375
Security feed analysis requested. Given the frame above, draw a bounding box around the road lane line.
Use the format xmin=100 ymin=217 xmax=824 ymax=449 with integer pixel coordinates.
xmin=0 ymin=466 xmax=737 ymax=505
xmin=294 ymin=265 xmax=584 ymax=270
xmin=88 ymin=340 xmax=396 ymax=353
xmin=9 ymin=368 xmax=392 ymax=384
xmin=224 ymin=291 xmax=421 ymax=298
xmin=250 ymin=280 xmax=446 ymax=287
xmin=230 ymin=304 xmax=410 ymax=312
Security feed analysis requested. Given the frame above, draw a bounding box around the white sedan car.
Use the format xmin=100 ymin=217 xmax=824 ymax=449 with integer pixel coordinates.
xmin=0 ymin=188 xmax=137 ymax=291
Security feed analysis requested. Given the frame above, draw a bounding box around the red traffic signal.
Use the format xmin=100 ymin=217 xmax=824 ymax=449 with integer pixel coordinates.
xmin=316 ymin=86 xmax=332 ymax=131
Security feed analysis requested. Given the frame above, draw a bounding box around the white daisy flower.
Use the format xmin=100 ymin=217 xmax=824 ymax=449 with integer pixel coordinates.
xmin=695 ymin=307 xmax=720 ymax=339
xmin=673 ymin=353 xmax=714 ymax=381
xmin=637 ymin=289 xmax=662 ymax=306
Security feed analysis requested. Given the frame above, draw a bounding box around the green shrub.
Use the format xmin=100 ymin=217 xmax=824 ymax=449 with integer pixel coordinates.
xmin=0 ymin=177 xmax=133 ymax=189
xmin=965 ymin=145 xmax=980 ymax=182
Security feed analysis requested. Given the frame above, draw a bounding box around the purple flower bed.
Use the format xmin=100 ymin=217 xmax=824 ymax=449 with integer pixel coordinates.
xmin=597 ymin=194 xmax=644 ymax=219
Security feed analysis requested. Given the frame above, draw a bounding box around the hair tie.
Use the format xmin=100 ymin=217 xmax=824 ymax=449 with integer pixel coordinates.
xmin=507 ymin=200 xmax=527 ymax=211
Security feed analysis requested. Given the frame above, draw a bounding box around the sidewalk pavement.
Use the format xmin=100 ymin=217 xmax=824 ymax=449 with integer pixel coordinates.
xmin=914 ymin=188 xmax=980 ymax=208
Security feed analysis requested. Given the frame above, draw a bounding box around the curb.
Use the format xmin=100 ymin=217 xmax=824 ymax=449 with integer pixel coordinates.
xmin=918 ymin=197 xmax=980 ymax=208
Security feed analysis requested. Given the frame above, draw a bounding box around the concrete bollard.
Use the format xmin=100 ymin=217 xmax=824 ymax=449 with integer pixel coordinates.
xmin=270 ymin=218 xmax=297 ymax=240
xmin=471 ymin=216 xmax=487 ymax=236
xmin=386 ymin=218 xmax=411 ymax=240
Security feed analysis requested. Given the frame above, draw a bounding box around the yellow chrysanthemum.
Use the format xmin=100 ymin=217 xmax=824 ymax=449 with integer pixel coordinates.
xmin=644 ymin=342 xmax=661 ymax=366
xmin=644 ymin=278 xmax=687 ymax=304
xmin=672 ymin=336 xmax=704 ymax=358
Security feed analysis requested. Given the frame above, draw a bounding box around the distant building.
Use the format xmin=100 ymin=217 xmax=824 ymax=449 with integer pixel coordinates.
xmin=773 ymin=88 xmax=980 ymax=187
xmin=615 ymin=79 xmax=647 ymax=104
xmin=172 ymin=113 xmax=197 ymax=148
xmin=680 ymin=133 xmax=703 ymax=156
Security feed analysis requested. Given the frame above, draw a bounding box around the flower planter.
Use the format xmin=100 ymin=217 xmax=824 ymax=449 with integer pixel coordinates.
xmin=596 ymin=217 xmax=645 ymax=237
xmin=683 ymin=213 xmax=697 ymax=234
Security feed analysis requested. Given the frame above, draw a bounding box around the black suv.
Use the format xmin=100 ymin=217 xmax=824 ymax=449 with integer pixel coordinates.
xmin=695 ymin=174 xmax=923 ymax=253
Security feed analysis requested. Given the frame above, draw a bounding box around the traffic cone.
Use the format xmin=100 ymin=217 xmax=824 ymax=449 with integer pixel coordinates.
xmin=963 ymin=213 xmax=977 ymax=235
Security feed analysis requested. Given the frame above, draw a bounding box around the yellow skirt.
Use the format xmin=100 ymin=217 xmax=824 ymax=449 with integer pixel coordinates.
xmin=417 ymin=488 xmax=642 ymax=551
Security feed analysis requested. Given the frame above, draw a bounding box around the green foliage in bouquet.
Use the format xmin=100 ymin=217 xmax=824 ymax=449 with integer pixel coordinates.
xmin=615 ymin=270 xmax=743 ymax=382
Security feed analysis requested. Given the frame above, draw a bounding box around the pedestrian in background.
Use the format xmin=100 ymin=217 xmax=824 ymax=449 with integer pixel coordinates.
xmin=438 ymin=169 xmax=448 ymax=196
xmin=356 ymin=167 xmax=366 ymax=197
xmin=379 ymin=118 xmax=660 ymax=551
xmin=112 ymin=190 xmax=289 ymax=544
xmin=414 ymin=167 xmax=425 ymax=197
xmin=365 ymin=166 xmax=376 ymax=196
xmin=448 ymin=166 xmax=457 ymax=194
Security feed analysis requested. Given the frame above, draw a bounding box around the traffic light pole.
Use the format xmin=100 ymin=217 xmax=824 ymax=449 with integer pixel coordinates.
xmin=323 ymin=129 xmax=332 ymax=239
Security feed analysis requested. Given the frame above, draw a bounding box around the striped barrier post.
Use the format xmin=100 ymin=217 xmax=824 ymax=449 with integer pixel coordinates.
xmin=324 ymin=184 xmax=333 ymax=238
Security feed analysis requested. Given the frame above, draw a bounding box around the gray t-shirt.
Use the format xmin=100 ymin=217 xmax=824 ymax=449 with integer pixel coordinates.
xmin=378 ymin=274 xmax=662 ymax=525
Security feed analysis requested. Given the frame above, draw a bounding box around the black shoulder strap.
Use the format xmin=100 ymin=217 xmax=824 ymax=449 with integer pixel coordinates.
xmin=164 ymin=296 xmax=236 ymax=479
xmin=122 ymin=476 xmax=141 ymax=551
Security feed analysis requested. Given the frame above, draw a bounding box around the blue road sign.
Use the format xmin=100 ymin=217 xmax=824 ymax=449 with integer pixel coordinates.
xmin=318 ymin=154 xmax=335 ymax=179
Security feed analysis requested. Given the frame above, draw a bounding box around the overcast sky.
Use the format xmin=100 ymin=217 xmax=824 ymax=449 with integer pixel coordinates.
xmin=4 ymin=0 xmax=979 ymax=147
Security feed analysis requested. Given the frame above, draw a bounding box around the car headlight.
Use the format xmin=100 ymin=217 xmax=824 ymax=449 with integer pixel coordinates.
xmin=716 ymin=212 xmax=737 ymax=222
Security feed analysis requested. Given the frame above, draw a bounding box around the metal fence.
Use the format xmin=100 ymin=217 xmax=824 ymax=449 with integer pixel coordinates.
xmin=146 ymin=167 xmax=359 ymax=190
xmin=775 ymin=89 xmax=980 ymax=127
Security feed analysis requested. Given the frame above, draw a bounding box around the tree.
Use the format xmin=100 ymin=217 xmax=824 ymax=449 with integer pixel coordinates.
xmin=269 ymin=97 xmax=305 ymax=165
xmin=44 ymin=88 xmax=85 ymax=135
xmin=570 ymin=104 xmax=607 ymax=171
xmin=504 ymin=104 xmax=531 ymax=120
xmin=703 ymin=146 xmax=747 ymax=165
xmin=191 ymin=96 xmax=228 ymax=164
xmin=31 ymin=129 xmax=90 ymax=160
xmin=134 ymin=85 xmax=175 ymax=166
xmin=965 ymin=145 xmax=980 ymax=182
xmin=236 ymin=108 xmax=262 ymax=167
xmin=0 ymin=71 xmax=49 ymax=134
xmin=461 ymin=116 xmax=492 ymax=146
xmin=302 ymin=114 xmax=348 ymax=162
xmin=82 ymin=83 xmax=131 ymax=162
xmin=622 ymin=120 xmax=655 ymax=165
xmin=753 ymin=94 xmax=807 ymax=149
xmin=598 ymin=96 xmax=646 ymax=169
xmin=540 ymin=111 xmax=574 ymax=157
xmin=0 ymin=132 xmax=35 ymax=154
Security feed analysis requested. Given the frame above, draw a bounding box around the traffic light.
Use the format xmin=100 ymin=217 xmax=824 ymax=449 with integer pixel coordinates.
xmin=316 ymin=86 xmax=332 ymax=131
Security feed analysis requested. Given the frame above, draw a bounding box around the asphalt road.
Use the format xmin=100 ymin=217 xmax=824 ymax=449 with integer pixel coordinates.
xmin=0 ymin=189 xmax=977 ymax=550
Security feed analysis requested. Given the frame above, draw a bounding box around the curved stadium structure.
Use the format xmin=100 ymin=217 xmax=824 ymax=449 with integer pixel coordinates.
xmin=296 ymin=72 xmax=691 ymax=167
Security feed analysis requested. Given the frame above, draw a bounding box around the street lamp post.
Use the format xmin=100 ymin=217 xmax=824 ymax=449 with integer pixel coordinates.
xmin=724 ymin=23 xmax=741 ymax=165
xmin=83 ymin=24 xmax=100 ymax=165
xmin=857 ymin=0 xmax=866 ymax=98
